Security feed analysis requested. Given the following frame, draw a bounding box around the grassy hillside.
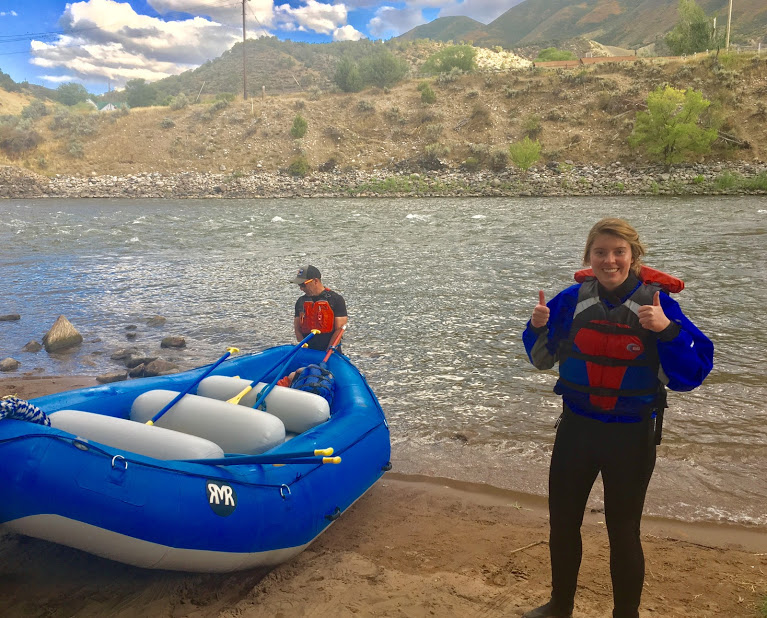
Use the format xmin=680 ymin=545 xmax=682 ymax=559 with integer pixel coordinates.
xmin=1 ymin=51 xmax=765 ymax=178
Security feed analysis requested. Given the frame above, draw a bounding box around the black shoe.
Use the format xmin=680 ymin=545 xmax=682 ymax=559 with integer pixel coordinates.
xmin=521 ymin=600 xmax=573 ymax=618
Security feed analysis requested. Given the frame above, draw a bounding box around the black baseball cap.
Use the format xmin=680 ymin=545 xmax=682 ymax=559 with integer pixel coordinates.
xmin=292 ymin=264 xmax=321 ymax=284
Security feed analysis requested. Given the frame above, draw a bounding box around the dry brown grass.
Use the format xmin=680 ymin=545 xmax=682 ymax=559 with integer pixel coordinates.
xmin=2 ymin=53 xmax=766 ymax=177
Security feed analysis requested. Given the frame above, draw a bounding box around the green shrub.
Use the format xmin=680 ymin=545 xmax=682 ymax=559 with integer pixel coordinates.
xmin=629 ymin=85 xmax=717 ymax=165
xmin=508 ymin=136 xmax=541 ymax=171
xmin=357 ymin=99 xmax=375 ymax=112
xmin=0 ymin=124 xmax=42 ymax=156
xmin=715 ymin=171 xmax=740 ymax=190
xmin=523 ymin=114 xmax=542 ymax=138
xmin=461 ymin=156 xmax=480 ymax=171
xmin=742 ymin=172 xmax=767 ymax=191
xmin=534 ymin=48 xmax=577 ymax=62
xmin=421 ymin=45 xmax=477 ymax=75
xmin=290 ymin=114 xmax=308 ymax=139
xmin=488 ymin=149 xmax=508 ymax=171
xmin=692 ymin=174 xmax=706 ymax=184
xmin=160 ymin=117 xmax=175 ymax=129
xmin=420 ymin=83 xmax=436 ymax=104
xmin=216 ymin=92 xmax=236 ymax=102
xmin=21 ymin=100 xmax=49 ymax=120
xmin=169 ymin=93 xmax=189 ymax=110
xmin=424 ymin=123 xmax=443 ymax=141
xmin=287 ymin=155 xmax=310 ymax=177
xmin=359 ymin=49 xmax=408 ymax=89
xmin=68 ymin=140 xmax=85 ymax=158
xmin=334 ymin=56 xmax=363 ymax=93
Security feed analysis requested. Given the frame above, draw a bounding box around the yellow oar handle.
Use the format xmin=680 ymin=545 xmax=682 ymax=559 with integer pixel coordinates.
xmin=226 ymin=384 xmax=252 ymax=405
xmin=314 ymin=448 xmax=334 ymax=456
xmin=301 ymin=329 xmax=321 ymax=347
xmin=226 ymin=347 xmax=240 ymax=354
xmin=323 ymin=456 xmax=342 ymax=464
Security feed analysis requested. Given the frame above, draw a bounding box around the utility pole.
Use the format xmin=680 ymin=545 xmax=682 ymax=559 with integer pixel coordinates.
xmin=725 ymin=0 xmax=733 ymax=50
xmin=242 ymin=0 xmax=249 ymax=100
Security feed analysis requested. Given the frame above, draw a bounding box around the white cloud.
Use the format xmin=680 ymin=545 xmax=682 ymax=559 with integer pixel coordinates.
xmin=30 ymin=0 xmax=244 ymax=87
xmin=148 ymin=0 xmax=275 ymax=29
xmin=333 ymin=25 xmax=365 ymax=41
xmin=41 ymin=74 xmax=78 ymax=83
xmin=1 ymin=11 xmax=20 ymax=17
xmin=274 ymin=0 xmax=348 ymax=35
xmin=368 ymin=6 xmax=427 ymax=38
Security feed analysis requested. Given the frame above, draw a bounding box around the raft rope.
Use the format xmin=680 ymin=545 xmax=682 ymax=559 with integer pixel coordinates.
xmin=0 ymin=396 xmax=51 ymax=426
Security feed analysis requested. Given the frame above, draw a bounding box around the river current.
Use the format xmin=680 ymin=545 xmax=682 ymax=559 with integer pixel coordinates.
xmin=1 ymin=197 xmax=766 ymax=526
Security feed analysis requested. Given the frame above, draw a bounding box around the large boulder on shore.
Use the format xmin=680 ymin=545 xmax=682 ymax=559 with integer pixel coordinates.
xmin=0 ymin=358 xmax=20 ymax=372
xmin=42 ymin=315 xmax=83 ymax=352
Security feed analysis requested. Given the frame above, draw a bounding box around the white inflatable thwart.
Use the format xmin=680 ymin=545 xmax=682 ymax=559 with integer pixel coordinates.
xmin=196 ymin=376 xmax=330 ymax=434
xmin=49 ymin=410 xmax=225 ymax=460
xmin=129 ymin=390 xmax=285 ymax=455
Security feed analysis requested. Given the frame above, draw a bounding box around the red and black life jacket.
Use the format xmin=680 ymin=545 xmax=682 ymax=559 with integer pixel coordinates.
xmin=299 ymin=289 xmax=335 ymax=334
xmin=555 ymin=268 xmax=683 ymax=419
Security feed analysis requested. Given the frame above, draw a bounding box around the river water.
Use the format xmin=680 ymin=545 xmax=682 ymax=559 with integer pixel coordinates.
xmin=1 ymin=197 xmax=766 ymax=527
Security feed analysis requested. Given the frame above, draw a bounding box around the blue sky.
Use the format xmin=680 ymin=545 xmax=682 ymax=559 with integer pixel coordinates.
xmin=0 ymin=0 xmax=519 ymax=94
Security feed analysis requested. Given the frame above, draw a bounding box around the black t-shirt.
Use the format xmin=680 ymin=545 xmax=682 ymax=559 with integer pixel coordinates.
xmin=294 ymin=288 xmax=347 ymax=350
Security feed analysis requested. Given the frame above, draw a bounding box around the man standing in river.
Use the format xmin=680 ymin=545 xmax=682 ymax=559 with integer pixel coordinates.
xmin=292 ymin=265 xmax=348 ymax=352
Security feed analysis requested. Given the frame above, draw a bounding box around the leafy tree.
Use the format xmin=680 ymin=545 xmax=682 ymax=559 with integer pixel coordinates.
xmin=56 ymin=82 xmax=90 ymax=106
xmin=125 ymin=78 xmax=158 ymax=108
xmin=421 ymin=45 xmax=477 ymax=75
xmin=290 ymin=114 xmax=308 ymax=139
xmin=508 ymin=136 xmax=541 ymax=172
xmin=534 ymin=47 xmax=577 ymax=62
xmin=665 ymin=0 xmax=723 ymax=55
xmin=334 ymin=56 xmax=363 ymax=93
xmin=628 ymin=85 xmax=717 ymax=165
xmin=359 ymin=49 xmax=408 ymax=89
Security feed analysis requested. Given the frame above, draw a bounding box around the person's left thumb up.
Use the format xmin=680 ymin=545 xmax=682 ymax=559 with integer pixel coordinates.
xmin=653 ymin=290 xmax=661 ymax=306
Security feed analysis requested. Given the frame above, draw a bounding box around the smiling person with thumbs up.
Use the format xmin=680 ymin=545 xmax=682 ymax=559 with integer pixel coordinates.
xmin=521 ymin=218 xmax=713 ymax=618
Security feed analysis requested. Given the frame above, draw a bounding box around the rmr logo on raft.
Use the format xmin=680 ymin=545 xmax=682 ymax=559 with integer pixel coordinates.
xmin=206 ymin=480 xmax=237 ymax=517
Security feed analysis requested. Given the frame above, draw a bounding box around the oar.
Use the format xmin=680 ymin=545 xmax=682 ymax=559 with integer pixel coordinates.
xmin=226 ymin=330 xmax=320 ymax=406
xmin=183 ymin=448 xmax=341 ymax=466
xmin=146 ymin=347 xmax=239 ymax=426
xmin=320 ymin=324 xmax=347 ymax=367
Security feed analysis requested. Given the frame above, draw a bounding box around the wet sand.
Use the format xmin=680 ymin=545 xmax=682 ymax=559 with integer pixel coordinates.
xmin=1 ymin=376 xmax=766 ymax=617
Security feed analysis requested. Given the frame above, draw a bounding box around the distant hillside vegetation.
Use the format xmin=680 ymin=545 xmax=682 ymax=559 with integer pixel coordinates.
xmin=400 ymin=0 xmax=767 ymax=50
xmin=396 ymin=16 xmax=488 ymax=44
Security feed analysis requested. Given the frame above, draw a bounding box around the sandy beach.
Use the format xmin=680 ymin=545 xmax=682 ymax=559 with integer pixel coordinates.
xmin=1 ymin=376 xmax=766 ymax=618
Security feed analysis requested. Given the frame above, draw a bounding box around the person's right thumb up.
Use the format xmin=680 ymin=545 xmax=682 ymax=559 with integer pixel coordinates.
xmin=531 ymin=290 xmax=549 ymax=328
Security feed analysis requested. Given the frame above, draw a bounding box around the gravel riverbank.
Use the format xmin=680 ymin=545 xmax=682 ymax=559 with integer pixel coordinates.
xmin=2 ymin=161 xmax=766 ymax=199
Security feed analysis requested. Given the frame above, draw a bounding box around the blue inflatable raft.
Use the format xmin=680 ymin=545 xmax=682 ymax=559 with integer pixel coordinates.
xmin=0 ymin=346 xmax=391 ymax=572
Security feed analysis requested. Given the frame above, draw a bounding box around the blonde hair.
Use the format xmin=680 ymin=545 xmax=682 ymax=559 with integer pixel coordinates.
xmin=583 ymin=218 xmax=645 ymax=275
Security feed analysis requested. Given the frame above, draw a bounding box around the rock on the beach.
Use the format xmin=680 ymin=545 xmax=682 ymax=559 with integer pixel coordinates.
xmin=125 ymin=355 xmax=158 ymax=369
xmin=0 ymin=314 xmax=21 ymax=321
xmin=22 ymin=341 xmax=42 ymax=353
xmin=146 ymin=315 xmax=166 ymax=327
xmin=145 ymin=359 xmax=179 ymax=376
xmin=0 ymin=358 xmax=21 ymax=372
xmin=42 ymin=315 xmax=84 ymax=352
xmin=161 ymin=336 xmax=186 ymax=349
xmin=96 ymin=372 xmax=128 ymax=384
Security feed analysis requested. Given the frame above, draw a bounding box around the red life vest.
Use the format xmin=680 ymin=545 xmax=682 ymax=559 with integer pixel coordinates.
xmin=574 ymin=265 xmax=684 ymax=293
xmin=299 ymin=289 xmax=335 ymax=334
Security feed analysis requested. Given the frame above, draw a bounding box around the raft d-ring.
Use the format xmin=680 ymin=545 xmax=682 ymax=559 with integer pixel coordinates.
xmin=111 ymin=455 xmax=128 ymax=470
xmin=279 ymin=484 xmax=291 ymax=500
